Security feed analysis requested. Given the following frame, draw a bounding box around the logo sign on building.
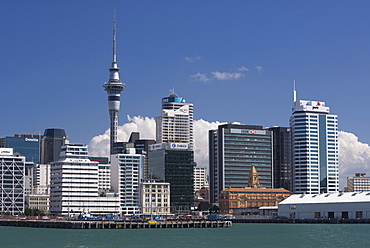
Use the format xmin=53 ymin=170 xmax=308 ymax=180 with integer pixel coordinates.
xmin=150 ymin=143 xmax=164 ymax=150
xmin=25 ymin=138 xmax=39 ymax=142
xmin=150 ymin=143 xmax=189 ymax=150
xmin=230 ymin=129 xmax=266 ymax=135
xmin=170 ymin=143 xmax=188 ymax=149
xmin=0 ymin=148 xmax=13 ymax=155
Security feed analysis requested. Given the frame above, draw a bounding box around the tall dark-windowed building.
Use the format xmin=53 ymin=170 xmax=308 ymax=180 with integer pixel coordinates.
xmin=41 ymin=128 xmax=68 ymax=164
xmin=148 ymin=143 xmax=195 ymax=213
xmin=209 ymin=124 xmax=273 ymax=204
xmin=268 ymin=127 xmax=292 ymax=191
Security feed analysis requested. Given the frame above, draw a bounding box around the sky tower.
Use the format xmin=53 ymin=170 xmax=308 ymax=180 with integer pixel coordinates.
xmin=103 ymin=13 xmax=125 ymax=155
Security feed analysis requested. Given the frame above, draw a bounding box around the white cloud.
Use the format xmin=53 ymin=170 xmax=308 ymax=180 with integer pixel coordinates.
xmin=212 ymin=71 xmax=242 ymax=80
xmin=338 ymin=131 xmax=370 ymax=187
xmin=184 ymin=55 xmax=202 ymax=63
xmin=255 ymin=65 xmax=263 ymax=72
xmin=89 ymin=117 xmax=369 ymax=190
xmin=190 ymin=72 xmax=212 ymax=82
xmin=193 ymin=119 xmax=227 ymax=167
xmin=191 ymin=71 xmax=243 ymax=82
xmin=237 ymin=66 xmax=249 ymax=72
xmin=89 ymin=116 xmax=225 ymax=167
xmin=190 ymin=65 xmax=249 ymax=82
xmin=88 ymin=116 xmax=156 ymax=157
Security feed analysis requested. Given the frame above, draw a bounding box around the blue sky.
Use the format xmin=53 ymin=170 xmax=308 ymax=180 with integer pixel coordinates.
xmin=1 ymin=0 xmax=370 ymax=146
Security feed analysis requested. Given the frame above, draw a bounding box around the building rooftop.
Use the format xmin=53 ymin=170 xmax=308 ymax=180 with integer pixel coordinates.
xmin=279 ymin=192 xmax=370 ymax=204
xmin=221 ymin=188 xmax=291 ymax=193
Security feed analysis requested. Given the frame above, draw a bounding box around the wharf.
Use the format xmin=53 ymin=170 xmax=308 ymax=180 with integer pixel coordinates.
xmin=229 ymin=218 xmax=370 ymax=224
xmin=0 ymin=219 xmax=232 ymax=229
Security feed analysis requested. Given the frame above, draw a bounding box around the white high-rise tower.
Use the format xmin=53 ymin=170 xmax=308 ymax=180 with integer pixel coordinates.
xmin=103 ymin=13 xmax=125 ymax=155
xmin=290 ymin=96 xmax=339 ymax=194
xmin=155 ymin=93 xmax=194 ymax=150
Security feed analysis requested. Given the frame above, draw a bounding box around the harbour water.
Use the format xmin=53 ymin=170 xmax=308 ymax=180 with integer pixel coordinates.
xmin=1 ymin=223 xmax=370 ymax=248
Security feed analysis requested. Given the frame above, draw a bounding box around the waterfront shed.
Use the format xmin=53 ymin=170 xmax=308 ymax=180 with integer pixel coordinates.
xmin=278 ymin=192 xmax=370 ymax=219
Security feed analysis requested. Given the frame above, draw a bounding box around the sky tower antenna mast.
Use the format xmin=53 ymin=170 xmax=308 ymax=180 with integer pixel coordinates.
xmin=103 ymin=10 xmax=125 ymax=155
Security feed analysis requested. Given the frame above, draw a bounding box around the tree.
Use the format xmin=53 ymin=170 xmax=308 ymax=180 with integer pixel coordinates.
xmin=24 ymin=208 xmax=46 ymax=216
xmin=208 ymin=205 xmax=220 ymax=214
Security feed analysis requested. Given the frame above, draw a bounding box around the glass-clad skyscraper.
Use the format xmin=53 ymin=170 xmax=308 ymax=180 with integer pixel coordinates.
xmin=42 ymin=128 xmax=68 ymax=164
xmin=148 ymin=143 xmax=195 ymax=213
xmin=1 ymin=136 xmax=40 ymax=164
xmin=209 ymin=124 xmax=273 ymax=204
xmin=290 ymin=100 xmax=339 ymax=194
xmin=267 ymin=127 xmax=292 ymax=191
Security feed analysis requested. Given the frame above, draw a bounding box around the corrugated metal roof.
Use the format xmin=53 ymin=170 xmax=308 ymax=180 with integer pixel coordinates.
xmin=279 ymin=192 xmax=370 ymax=204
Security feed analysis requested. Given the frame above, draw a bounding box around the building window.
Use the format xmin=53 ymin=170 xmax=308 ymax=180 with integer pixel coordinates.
xmin=356 ymin=211 xmax=363 ymax=219
xmin=314 ymin=212 xmax=321 ymax=218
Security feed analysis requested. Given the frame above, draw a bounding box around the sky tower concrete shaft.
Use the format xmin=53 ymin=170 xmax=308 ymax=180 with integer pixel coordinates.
xmin=103 ymin=15 xmax=125 ymax=154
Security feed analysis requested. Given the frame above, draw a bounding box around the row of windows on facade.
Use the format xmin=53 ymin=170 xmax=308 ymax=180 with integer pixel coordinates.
xmin=226 ymin=202 xmax=278 ymax=207
xmin=143 ymin=189 xmax=169 ymax=193
xmin=293 ymin=115 xmax=337 ymax=119
xmin=225 ymin=143 xmax=272 ymax=147
xmin=144 ymin=198 xmax=168 ymax=202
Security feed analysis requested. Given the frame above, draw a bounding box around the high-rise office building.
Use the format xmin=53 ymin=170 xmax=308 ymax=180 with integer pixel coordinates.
xmin=126 ymin=132 xmax=155 ymax=179
xmin=267 ymin=126 xmax=292 ymax=191
xmin=103 ymin=17 xmax=125 ymax=155
xmin=148 ymin=143 xmax=195 ymax=213
xmin=89 ymin=157 xmax=111 ymax=193
xmin=111 ymin=132 xmax=155 ymax=179
xmin=1 ymin=135 xmax=40 ymax=164
xmin=33 ymin=164 xmax=50 ymax=195
xmin=41 ymin=128 xmax=68 ymax=164
xmin=156 ymin=93 xmax=194 ymax=150
xmin=49 ymin=144 xmax=119 ymax=216
xmin=0 ymin=148 xmax=25 ymax=215
xmin=209 ymin=124 xmax=273 ymax=204
xmin=111 ymin=149 xmax=144 ymax=215
xmin=290 ymin=99 xmax=339 ymax=194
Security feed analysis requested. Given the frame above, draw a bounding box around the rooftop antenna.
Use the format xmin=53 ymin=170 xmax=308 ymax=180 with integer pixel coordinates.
xmin=293 ymin=80 xmax=297 ymax=103
xmin=113 ymin=9 xmax=117 ymax=63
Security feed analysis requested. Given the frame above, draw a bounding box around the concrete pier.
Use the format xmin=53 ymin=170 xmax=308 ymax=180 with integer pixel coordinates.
xmin=0 ymin=219 xmax=232 ymax=229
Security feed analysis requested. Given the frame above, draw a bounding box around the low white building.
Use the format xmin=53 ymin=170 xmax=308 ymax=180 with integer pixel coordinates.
xmin=26 ymin=194 xmax=49 ymax=214
xmin=140 ymin=180 xmax=170 ymax=215
xmin=278 ymin=192 xmax=370 ymax=219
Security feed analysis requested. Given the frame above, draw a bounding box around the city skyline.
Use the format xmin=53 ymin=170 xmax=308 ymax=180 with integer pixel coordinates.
xmin=2 ymin=1 xmax=370 ymax=188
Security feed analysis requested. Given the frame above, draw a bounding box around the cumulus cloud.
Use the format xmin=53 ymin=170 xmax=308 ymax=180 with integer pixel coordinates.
xmin=193 ymin=119 xmax=227 ymax=167
xmin=338 ymin=131 xmax=370 ymax=187
xmin=88 ymin=117 xmax=370 ymax=190
xmin=184 ymin=55 xmax=202 ymax=63
xmin=89 ymin=116 xmax=225 ymax=167
xmin=89 ymin=116 xmax=156 ymax=157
